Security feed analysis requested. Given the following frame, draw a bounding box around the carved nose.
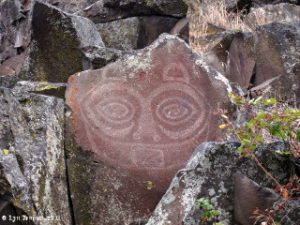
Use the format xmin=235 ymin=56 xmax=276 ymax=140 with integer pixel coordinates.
xmin=132 ymin=110 xmax=161 ymax=142
xmin=133 ymin=128 xmax=161 ymax=142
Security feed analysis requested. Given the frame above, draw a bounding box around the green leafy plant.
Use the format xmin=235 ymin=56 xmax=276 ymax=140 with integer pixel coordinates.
xmin=218 ymin=94 xmax=300 ymax=225
xmin=219 ymin=94 xmax=300 ymax=196
xmin=196 ymin=197 xmax=221 ymax=222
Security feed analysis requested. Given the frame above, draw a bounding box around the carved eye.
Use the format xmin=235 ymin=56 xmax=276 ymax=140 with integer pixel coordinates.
xmin=152 ymin=91 xmax=200 ymax=127
xmin=98 ymin=101 xmax=134 ymax=123
xmin=156 ymin=98 xmax=194 ymax=125
xmin=151 ymin=89 xmax=206 ymax=140
xmin=83 ymin=91 xmax=140 ymax=138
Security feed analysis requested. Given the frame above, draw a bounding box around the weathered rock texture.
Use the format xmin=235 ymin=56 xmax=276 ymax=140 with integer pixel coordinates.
xmin=65 ymin=34 xmax=232 ymax=225
xmin=245 ymin=3 xmax=300 ymax=30
xmin=0 ymin=53 xmax=26 ymax=77
xmin=234 ymin=173 xmax=280 ymax=225
xmin=223 ymin=20 xmax=300 ymax=102
xmin=46 ymin=0 xmax=98 ymax=13
xmin=254 ymin=22 xmax=300 ymax=102
xmin=0 ymin=0 xmax=30 ymax=63
xmin=19 ymin=1 xmax=104 ymax=82
xmin=81 ymin=45 xmax=123 ymax=69
xmin=77 ymin=0 xmax=187 ymax=23
xmin=97 ymin=16 xmax=178 ymax=50
xmin=0 ymin=82 xmax=70 ymax=225
xmin=193 ymin=30 xmax=237 ymax=74
xmin=146 ymin=142 xmax=296 ymax=225
xmin=225 ymin=32 xmax=255 ymax=89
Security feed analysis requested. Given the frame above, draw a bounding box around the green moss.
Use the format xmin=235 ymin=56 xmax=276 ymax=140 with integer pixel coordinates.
xmin=69 ymin=157 xmax=94 ymax=225
xmin=65 ymin=118 xmax=94 ymax=225
xmin=36 ymin=83 xmax=59 ymax=91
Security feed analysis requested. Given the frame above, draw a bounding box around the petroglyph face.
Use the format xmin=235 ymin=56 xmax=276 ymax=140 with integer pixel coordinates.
xmin=67 ymin=38 xmax=223 ymax=190
xmin=77 ymin=62 xmax=212 ymax=175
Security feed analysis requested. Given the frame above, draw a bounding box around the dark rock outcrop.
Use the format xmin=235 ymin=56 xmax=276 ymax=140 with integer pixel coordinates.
xmin=19 ymin=1 xmax=104 ymax=82
xmin=97 ymin=16 xmax=179 ymax=50
xmin=76 ymin=0 xmax=187 ymax=23
xmin=0 ymin=0 xmax=30 ymax=63
xmin=254 ymin=22 xmax=300 ymax=103
xmin=225 ymin=32 xmax=255 ymax=89
xmin=81 ymin=45 xmax=123 ymax=69
xmin=223 ymin=20 xmax=299 ymax=103
xmin=0 ymin=82 xmax=70 ymax=225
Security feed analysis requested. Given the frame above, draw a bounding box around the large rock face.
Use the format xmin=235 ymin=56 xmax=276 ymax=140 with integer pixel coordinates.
xmin=66 ymin=34 xmax=231 ymax=224
xmin=19 ymin=1 xmax=104 ymax=83
xmin=254 ymin=22 xmax=300 ymax=102
xmin=0 ymin=82 xmax=70 ymax=225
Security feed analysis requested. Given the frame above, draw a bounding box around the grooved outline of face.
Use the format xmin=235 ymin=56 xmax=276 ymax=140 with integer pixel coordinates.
xmin=70 ymin=44 xmax=219 ymax=190
xmin=80 ymin=63 xmax=211 ymax=161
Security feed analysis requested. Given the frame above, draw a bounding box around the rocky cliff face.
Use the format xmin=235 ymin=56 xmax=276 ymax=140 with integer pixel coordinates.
xmin=0 ymin=0 xmax=299 ymax=225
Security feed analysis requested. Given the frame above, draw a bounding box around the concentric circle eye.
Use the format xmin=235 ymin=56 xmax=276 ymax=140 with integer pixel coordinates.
xmin=152 ymin=91 xmax=201 ymax=128
xmin=98 ymin=100 xmax=134 ymax=123
xmin=151 ymin=89 xmax=207 ymax=140
xmin=82 ymin=90 xmax=140 ymax=138
xmin=156 ymin=98 xmax=194 ymax=125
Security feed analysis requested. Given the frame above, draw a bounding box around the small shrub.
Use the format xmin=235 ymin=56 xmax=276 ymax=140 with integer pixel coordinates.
xmin=220 ymin=94 xmax=300 ymax=196
xmin=196 ymin=197 xmax=221 ymax=223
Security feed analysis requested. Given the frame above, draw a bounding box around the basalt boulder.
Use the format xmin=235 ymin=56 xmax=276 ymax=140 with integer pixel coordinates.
xmin=245 ymin=3 xmax=300 ymax=30
xmin=81 ymin=45 xmax=123 ymax=69
xmin=223 ymin=21 xmax=300 ymax=103
xmin=0 ymin=82 xmax=70 ymax=225
xmin=0 ymin=0 xmax=29 ymax=63
xmin=0 ymin=54 xmax=26 ymax=77
xmin=190 ymin=30 xmax=237 ymax=74
xmin=146 ymin=142 xmax=296 ymax=225
xmin=97 ymin=16 xmax=178 ymax=50
xmin=76 ymin=0 xmax=187 ymax=23
xmin=253 ymin=21 xmax=300 ymax=103
xmin=19 ymin=1 xmax=104 ymax=83
xmin=225 ymin=32 xmax=255 ymax=89
xmin=65 ymin=34 xmax=232 ymax=224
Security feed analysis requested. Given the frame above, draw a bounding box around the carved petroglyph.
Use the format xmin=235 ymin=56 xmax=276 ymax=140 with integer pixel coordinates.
xmin=65 ymin=35 xmax=229 ymax=193
xmin=77 ymin=62 xmax=211 ymax=170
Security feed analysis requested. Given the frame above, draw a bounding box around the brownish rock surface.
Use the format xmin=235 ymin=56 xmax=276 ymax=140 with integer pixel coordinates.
xmin=0 ymin=53 xmax=25 ymax=76
xmin=66 ymin=34 xmax=231 ymax=224
xmin=225 ymin=33 xmax=255 ymax=89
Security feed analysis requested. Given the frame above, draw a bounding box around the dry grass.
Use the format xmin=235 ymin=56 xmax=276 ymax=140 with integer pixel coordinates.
xmin=187 ymin=0 xmax=251 ymax=52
